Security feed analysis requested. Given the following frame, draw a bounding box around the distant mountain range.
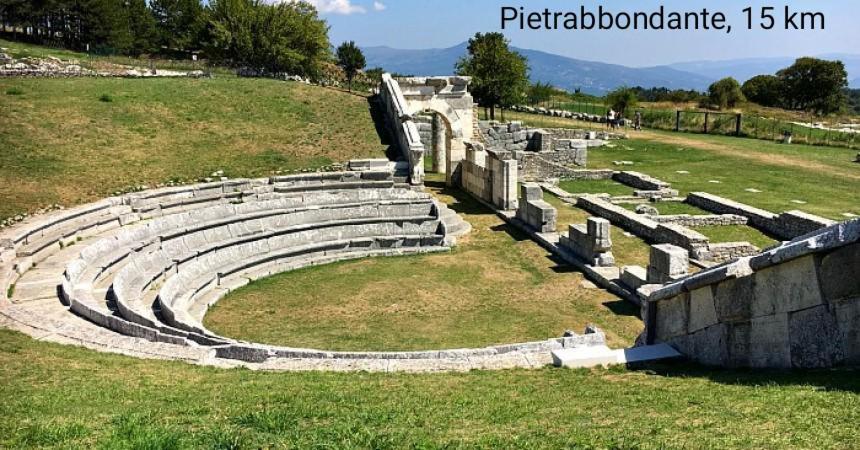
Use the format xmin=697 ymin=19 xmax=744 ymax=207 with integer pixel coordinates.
xmin=362 ymin=43 xmax=860 ymax=94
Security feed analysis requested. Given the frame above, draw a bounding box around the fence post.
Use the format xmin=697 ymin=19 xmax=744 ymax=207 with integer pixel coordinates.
xmin=736 ymin=114 xmax=742 ymax=136
xmin=703 ymin=112 xmax=709 ymax=134
xmin=675 ymin=110 xmax=681 ymax=132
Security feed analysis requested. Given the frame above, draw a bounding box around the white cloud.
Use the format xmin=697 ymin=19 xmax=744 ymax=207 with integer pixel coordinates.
xmin=373 ymin=1 xmax=386 ymax=11
xmin=305 ymin=0 xmax=366 ymax=15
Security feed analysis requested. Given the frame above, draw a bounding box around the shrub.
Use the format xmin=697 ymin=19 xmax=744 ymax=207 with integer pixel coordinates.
xmin=5 ymin=87 xmax=24 ymax=95
xmin=99 ymin=94 xmax=113 ymax=102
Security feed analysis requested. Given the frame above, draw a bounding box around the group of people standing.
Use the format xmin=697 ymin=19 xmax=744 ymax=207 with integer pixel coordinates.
xmin=606 ymin=109 xmax=642 ymax=131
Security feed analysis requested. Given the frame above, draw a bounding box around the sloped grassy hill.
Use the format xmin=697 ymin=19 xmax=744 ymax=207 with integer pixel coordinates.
xmin=0 ymin=76 xmax=386 ymax=219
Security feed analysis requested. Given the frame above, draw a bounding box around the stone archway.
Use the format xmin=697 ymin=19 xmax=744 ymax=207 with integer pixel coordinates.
xmin=395 ymin=77 xmax=474 ymax=185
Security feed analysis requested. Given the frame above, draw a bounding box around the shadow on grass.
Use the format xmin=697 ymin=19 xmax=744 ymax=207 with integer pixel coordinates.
xmin=602 ymin=299 xmax=640 ymax=317
xmin=636 ymin=362 xmax=860 ymax=393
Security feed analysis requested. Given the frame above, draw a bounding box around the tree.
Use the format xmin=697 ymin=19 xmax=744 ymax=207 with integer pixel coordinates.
xmin=777 ymin=57 xmax=847 ymax=115
xmin=527 ymin=81 xmax=555 ymax=105
xmin=126 ymin=0 xmax=159 ymax=56
xmin=336 ymin=41 xmax=365 ymax=91
xmin=455 ymin=32 xmax=529 ymax=120
xmin=605 ymin=87 xmax=638 ymax=116
xmin=150 ymin=0 xmax=205 ymax=53
xmin=207 ymin=0 xmax=330 ymax=78
xmin=78 ymin=0 xmax=133 ymax=54
xmin=707 ymin=77 xmax=745 ymax=110
xmin=741 ymin=75 xmax=784 ymax=108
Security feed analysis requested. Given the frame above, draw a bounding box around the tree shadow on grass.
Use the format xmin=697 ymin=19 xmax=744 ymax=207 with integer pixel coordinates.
xmin=634 ymin=362 xmax=860 ymax=393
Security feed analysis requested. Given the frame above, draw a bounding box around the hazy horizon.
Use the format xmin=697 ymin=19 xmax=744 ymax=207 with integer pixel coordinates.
xmin=315 ymin=0 xmax=860 ymax=67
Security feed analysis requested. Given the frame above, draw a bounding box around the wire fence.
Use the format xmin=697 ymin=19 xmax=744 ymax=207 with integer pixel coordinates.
xmin=525 ymin=99 xmax=860 ymax=149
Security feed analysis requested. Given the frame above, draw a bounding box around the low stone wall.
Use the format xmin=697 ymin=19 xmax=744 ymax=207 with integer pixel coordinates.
xmin=459 ymin=145 xmax=518 ymax=211
xmin=708 ymin=242 xmax=761 ymax=263
xmin=520 ymin=154 xmax=600 ymax=181
xmin=687 ymin=192 xmax=835 ymax=240
xmin=648 ymin=214 xmax=749 ymax=227
xmin=644 ymin=219 xmax=860 ymax=369
xmin=577 ymin=196 xmax=710 ymax=256
xmin=613 ymin=171 xmax=670 ymax=191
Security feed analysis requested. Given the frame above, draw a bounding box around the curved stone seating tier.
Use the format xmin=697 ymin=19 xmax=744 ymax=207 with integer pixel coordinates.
xmin=157 ymin=232 xmax=444 ymax=336
xmin=0 ymin=169 xmax=595 ymax=371
xmin=111 ymin=219 xmax=441 ymax=340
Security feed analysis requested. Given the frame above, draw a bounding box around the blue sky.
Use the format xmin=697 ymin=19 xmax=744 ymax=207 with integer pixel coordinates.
xmin=311 ymin=0 xmax=859 ymax=66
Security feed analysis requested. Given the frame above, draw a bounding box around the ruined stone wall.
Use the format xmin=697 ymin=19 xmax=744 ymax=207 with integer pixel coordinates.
xmin=577 ymin=196 xmax=710 ymax=256
xmin=613 ymin=171 xmax=670 ymax=191
xmin=648 ymin=214 xmax=749 ymax=227
xmin=687 ymin=192 xmax=835 ymax=240
xmin=414 ymin=114 xmax=433 ymax=149
xmin=379 ymin=74 xmax=425 ymax=184
xmin=459 ymin=145 xmax=518 ymax=211
xmin=644 ymin=219 xmax=860 ymax=369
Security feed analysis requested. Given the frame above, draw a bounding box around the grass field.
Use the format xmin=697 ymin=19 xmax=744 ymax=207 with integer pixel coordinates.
xmin=206 ymin=175 xmax=643 ymax=350
xmin=0 ymin=77 xmax=386 ymax=220
xmin=501 ymin=111 xmax=860 ymax=219
xmin=1 ymin=328 xmax=859 ymax=449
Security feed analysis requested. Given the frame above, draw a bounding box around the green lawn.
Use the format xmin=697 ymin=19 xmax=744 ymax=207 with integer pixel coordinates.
xmin=545 ymin=194 xmax=651 ymax=268
xmin=0 ymin=76 xmax=387 ymax=220
xmin=586 ymin=137 xmax=860 ymax=220
xmin=1 ymin=329 xmax=859 ymax=449
xmin=501 ymin=110 xmax=859 ymax=220
xmin=206 ymin=178 xmax=643 ymax=350
xmin=698 ymin=225 xmax=779 ymax=249
xmin=557 ymin=178 xmax=633 ymax=197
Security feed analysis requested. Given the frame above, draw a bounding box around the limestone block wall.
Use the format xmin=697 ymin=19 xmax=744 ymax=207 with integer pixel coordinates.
xmin=516 ymin=184 xmax=557 ymax=233
xmin=459 ymin=144 xmax=518 ymax=211
xmin=560 ymin=217 xmax=615 ymax=267
xmin=648 ymin=214 xmax=748 ymax=227
xmin=644 ymin=219 xmax=860 ymax=369
xmin=687 ymin=192 xmax=835 ymax=240
xmin=414 ymin=114 xmax=434 ymax=150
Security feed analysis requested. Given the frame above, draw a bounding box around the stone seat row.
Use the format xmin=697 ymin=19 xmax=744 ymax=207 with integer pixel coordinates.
xmin=113 ymin=218 xmax=441 ymax=339
xmin=56 ymin=183 xmax=447 ymax=355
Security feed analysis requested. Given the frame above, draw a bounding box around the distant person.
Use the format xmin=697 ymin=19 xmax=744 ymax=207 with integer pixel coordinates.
xmin=634 ymin=111 xmax=642 ymax=131
xmin=607 ymin=109 xmax=615 ymax=128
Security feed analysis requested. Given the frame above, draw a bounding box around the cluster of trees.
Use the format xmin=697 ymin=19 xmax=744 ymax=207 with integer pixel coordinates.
xmin=0 ymin=0 xmax=204 ymax=56
xmin=208 ymin=0 xmax=329 ymax=78
xmin=629 ymin=86 xmax=704 ymax=104
xmin=0 ymin=0 xmax=333 ymax=78
xmin=847 ymin=89 xmax=860 ymax=115
xmin=740 ymin=58 xmax=849 ymax=115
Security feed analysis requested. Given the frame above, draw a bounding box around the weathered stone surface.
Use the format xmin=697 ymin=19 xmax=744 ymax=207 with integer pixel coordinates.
xmin=688 ymin=286 xmax=718 ymax=333
xmin=751 ymin=255 xmax=822 ymax=317
xmin=749 ymin=313 xmax=791 ymax=368
xmin=655 ymin=293 xmax=689 ymax=341
xmin=817 ymin=243 xmax=860 ymax=302
xmin=713 ymin=275 xmax=756 ymax=322
xmin=789 ymin=305 xmax=844 ymax=369
xmin=647 ymin=244 xmax=689 ymax=284
xmin=834 ymin=299 xmax=860 ymax=365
